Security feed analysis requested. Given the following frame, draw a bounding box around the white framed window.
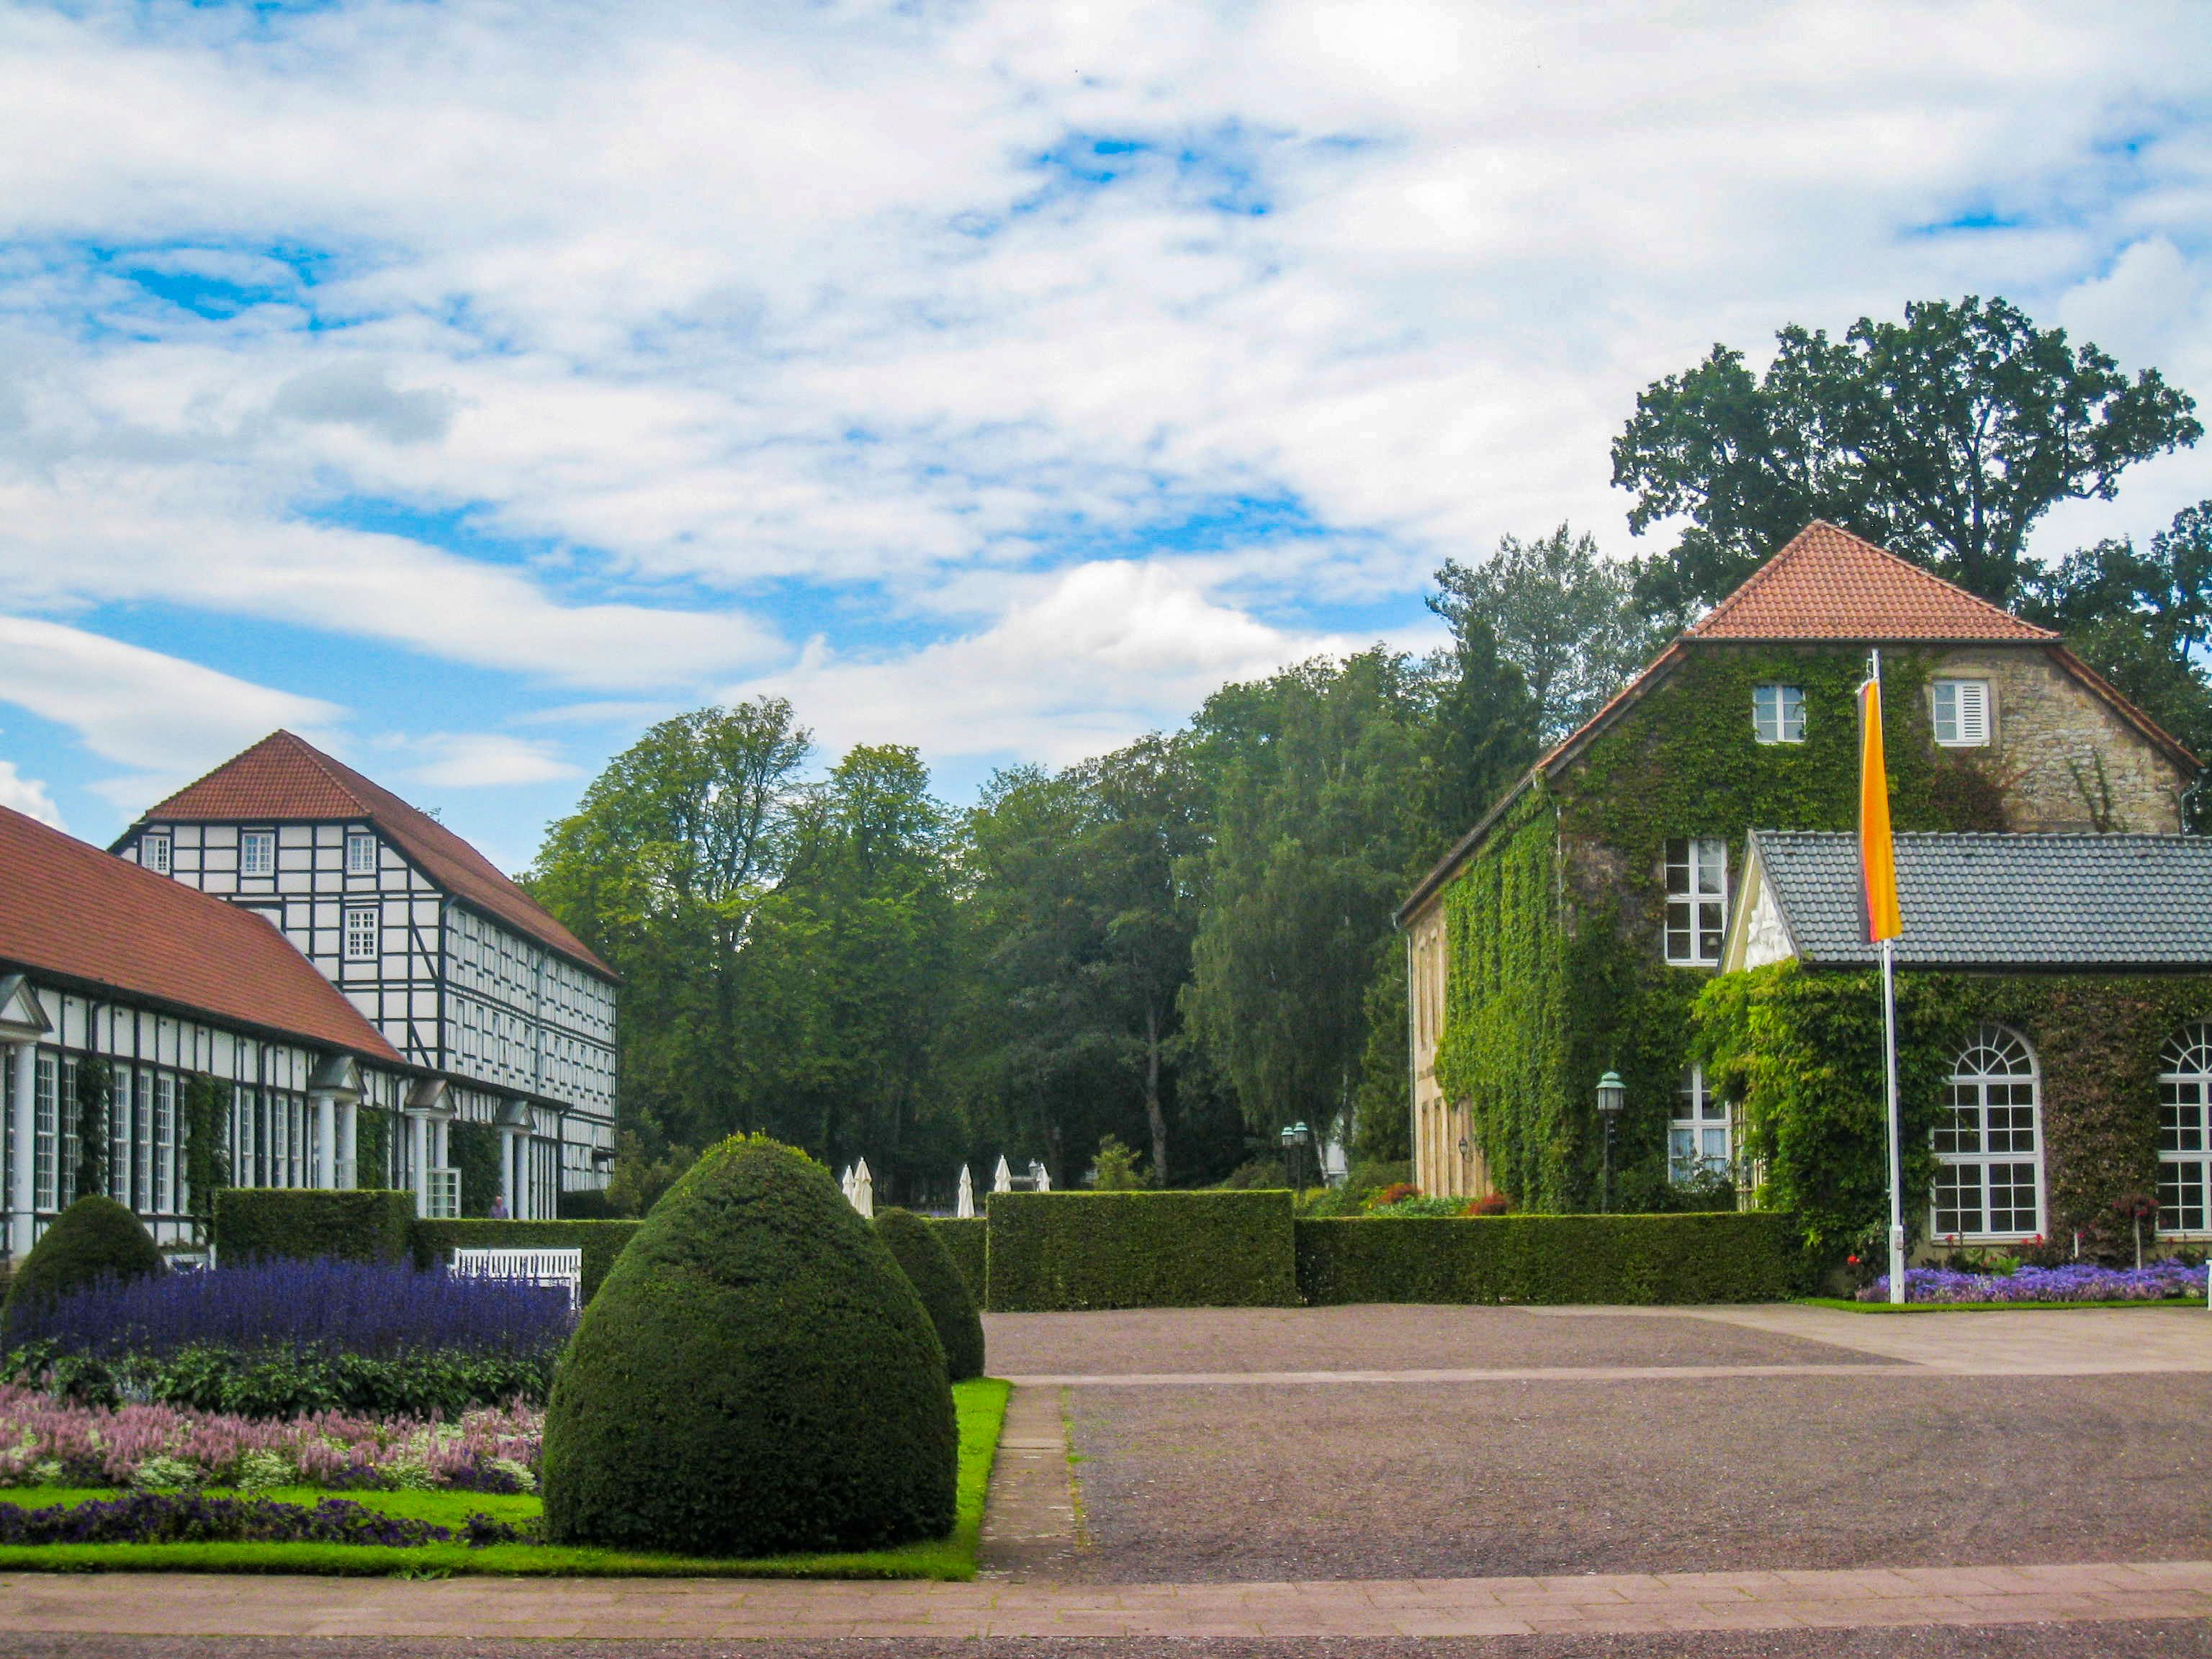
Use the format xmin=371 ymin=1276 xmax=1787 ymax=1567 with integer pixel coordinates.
xmin=1752 ymin=684 xmax=1806 ymax=745
xmin=33 ymin=1052 xmax=56 ymax=1212
xmin=235 ymin=1086 xmax=256 ymax=1188
xmin=1933 ymin=679 xmax=1991 ymax=747
xmin=346 ymin=833 xmax=378 ymax=875
xmin=1670 ymin=1066 xmax=1732 ymax=1184
xmin=111 ymin=1065 xmax=132 ymax=1209
xmin=344 ymin=907 xmax=380 ymax=962
xmin=143 ymin=833 xmax=172 ymax=876
xmin=154 ymin=1072 xmax=175 ymax=1214
xmin=239 ymin=830 xmax=276 ymax=876
xmin=1664 ymin=837 xmax=1728 ymax=966
xmin=2157 ymin=1024 xmax=2212 ymax=1235
xmin=1932 ymin=1024 xmax=2043 ymax=1241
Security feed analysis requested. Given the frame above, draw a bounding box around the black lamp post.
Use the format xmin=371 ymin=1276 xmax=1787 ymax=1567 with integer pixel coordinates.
xmin=1279 ymin=1121 xmax=1312 ymax=1190
xmin=1596 ymin=1071 xmax=1626 ymax=1213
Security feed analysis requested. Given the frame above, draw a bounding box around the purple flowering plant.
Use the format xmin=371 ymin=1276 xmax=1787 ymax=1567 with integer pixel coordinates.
xmin=1858 ymin=1259 xmax=2206 ymax=1303
xmin=0 ymin=1490 xmax=529 ymax=1547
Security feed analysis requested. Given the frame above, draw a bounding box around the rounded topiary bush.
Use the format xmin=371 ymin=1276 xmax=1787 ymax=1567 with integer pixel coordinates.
xmin=539 ymin=1135 xmax=956 ymax=1556
xmin=3 ymin=1196 xmax=161 ymax=1336
xmin=873 ymin=1208 xmax=986 ymax=1382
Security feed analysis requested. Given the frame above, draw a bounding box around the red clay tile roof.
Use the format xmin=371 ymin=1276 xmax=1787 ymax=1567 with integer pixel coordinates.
xmin=139 ymin=732 xmax=615 ymax=979
xmin=0 ymin=804 xmax=403 ymax=1061
xmin=1689 ymin=521 xmax=2056 ymax=642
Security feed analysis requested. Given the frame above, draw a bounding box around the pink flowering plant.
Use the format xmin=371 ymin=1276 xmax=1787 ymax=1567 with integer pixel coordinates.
xmin=0 ymin=1383 xmax=541 ymax=1493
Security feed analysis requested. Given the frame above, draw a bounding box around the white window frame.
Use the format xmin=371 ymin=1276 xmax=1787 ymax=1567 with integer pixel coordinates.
xmin=1932 ymin=679 xmax=1992 ymax=747
xmin=2157 ymin=1024 xmax=2212 ymax=1237
xmin=1663 ymin=837 xmax=1729 ymax=966
xmin=111 ymin=1064 xmax=132 ymax=1210
xmin=343 ymin=906 xmax=381 ymax=963
xmin=346 ymin=833 xmax=378 ymax=875
xmin=143 ymin=833 xmax=172 ymax=876
xmin=1931 ymin=1024 xmax=2044 ymax=1243
xmin=154 ymin=1071 xmax=176 ymax=1214
xmin=238 ymin=830 xmax=276 ymax=877
xmin=1752 ymin=683 xmax=1806 ymax=745
xmin=33 ymin=1052 xmax=56 ymax=1213
xmin=1669 ymin=1064 xmax=1732 ymax=1184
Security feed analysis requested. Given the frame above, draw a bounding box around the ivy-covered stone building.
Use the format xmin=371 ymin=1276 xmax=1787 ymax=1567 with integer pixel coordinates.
xmin=1396 ymin=521 xmax=2198 ymax=1218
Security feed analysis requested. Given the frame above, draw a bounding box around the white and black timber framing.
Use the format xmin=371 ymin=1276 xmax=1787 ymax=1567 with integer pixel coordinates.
xmin=114 ymin=817 xmax=618 ymax=1217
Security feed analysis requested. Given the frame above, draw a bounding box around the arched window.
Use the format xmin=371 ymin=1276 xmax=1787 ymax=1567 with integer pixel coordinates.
xmin=2157 ymin=1024 xmax=2212 ymax=1236
xmin=1931 ymin=1025 xmax=2043 ymax=1241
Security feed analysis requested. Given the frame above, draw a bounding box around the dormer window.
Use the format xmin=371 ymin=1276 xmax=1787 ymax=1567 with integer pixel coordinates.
xmin=143 ymin=833 xmax=171 ymax=876
xmin=1933 ymin=679 xmax=1991 ymax=747
xmin=346 ymin=833 xmax=378 ymax=875
xmin=1753 ymin=684 xmax=1805 ymax=745
xmin=238 ymin=831 xmax=276 ymax=877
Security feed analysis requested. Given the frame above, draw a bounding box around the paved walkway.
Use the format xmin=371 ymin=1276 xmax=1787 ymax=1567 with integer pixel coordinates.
xmin=8 ymin=1560 xmax=2212 ymax=1640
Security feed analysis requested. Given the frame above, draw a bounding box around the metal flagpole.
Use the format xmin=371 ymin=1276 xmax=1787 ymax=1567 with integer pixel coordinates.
xmin=1871 ymin=648 xmax=1907 ymax=1305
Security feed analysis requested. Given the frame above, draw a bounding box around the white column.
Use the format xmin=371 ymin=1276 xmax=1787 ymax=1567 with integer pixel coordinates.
xmin=313 ymin=1092 xmax=336 ymax=1190
xmin=498 ymin=1128 xmax=516 ymax=1219
xmin=338 ymin=1102 xmax=358 ymax=1188
xmin=10 ymin=1044 xmax=37 ymax=1261
xmin=410 ymin=1113 xmax=429 ymax=1218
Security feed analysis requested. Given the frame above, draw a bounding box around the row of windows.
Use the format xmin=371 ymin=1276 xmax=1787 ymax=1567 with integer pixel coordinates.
xmin=1749 ymin=678 xmax=1991 ymax=748
xmin=144 ymin=830 xmax=382 ymax=880
xmin=1672 ymin=1023 xmax=2212 ymax=1242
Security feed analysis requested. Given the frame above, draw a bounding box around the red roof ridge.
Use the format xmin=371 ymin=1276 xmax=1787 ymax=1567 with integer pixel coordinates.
xmin=1689 ymin=521 xmax=2056 ymax=643
xmin=138 ymin=732 xmax=615 ymax=979
xmin=0 ymin=804 xmax=403 ymax=1062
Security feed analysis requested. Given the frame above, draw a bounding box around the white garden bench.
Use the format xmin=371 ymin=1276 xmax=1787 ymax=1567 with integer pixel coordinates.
xmin=448 ymin=1246 xmax=585 ymax=1310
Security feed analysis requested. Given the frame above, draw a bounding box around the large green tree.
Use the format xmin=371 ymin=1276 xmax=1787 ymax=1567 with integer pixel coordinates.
xmin=1615 ymin=295 xmax=2200 ymax=615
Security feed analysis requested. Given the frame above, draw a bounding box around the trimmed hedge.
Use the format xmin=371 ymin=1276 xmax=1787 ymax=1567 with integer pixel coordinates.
xmin=1294 ymin=1212 xmax=1806 ymax=1305
xmin=3 ymin=1197 xmax=161 ymax=1334
xmin=876 ymin=1209 xmax=986 ymax=1380
xmin=215 ymin=1190 xmax=413 ymax=1267
xmin=540 ymin=1135 xmax=956 ymax=1557
xmin=927 ymin=1218 xmax=986 ymax=1306
xmin=412 ymin=1220 xmax=642 ymax=1303
xmin=986 ymin=1191 xmax=1297 ymax=1311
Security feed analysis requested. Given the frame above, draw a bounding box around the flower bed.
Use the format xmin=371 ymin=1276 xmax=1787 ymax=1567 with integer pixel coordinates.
xmin=0 ymin=1384 xmax=541 ymax=1493
xmin=1857 ymin=1260 xmax=2207 ymax=1304
xmin=0 ymin=1491 xmax=526 ymax=1547
xmin=4 ymin=1259 xmax=573 ymax=1418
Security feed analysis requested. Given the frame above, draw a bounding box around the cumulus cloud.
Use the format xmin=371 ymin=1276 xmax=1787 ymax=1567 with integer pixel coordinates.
xmin=0 ymin=759 xmax=63 ymax=827
xmin=270 ymin=360 xmax=458 ymax=445
xmin=400 ymin=732 xmax=584 ymax=789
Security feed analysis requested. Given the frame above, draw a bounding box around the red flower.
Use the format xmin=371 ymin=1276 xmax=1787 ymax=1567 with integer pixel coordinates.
xmin=1846 ymin=1255 xmax=1860 ymax=1265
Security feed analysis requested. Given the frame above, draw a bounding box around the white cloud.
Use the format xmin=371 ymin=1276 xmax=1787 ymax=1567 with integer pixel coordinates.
xmin=0 ymin=613 xmax=343 ymax=808
xmin=0 ymin=760 xmax=62 ymax=828
xmin=400 ymin=732 xmax=583 ymax=789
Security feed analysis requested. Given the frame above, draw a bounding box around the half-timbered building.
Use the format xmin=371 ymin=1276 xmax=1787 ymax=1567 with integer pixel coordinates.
xmin=112 ymin=731 xmax=619 ymax=1220
xmin=0 ymin=802 xmax=413 ymax=1255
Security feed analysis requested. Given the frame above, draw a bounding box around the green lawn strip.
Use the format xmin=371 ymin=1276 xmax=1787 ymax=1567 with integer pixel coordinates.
xmin=0 ymin=1375 xmax=1012 ymax=1581
xmin=1800 ymin=1296 xmax=2206 ymax=1314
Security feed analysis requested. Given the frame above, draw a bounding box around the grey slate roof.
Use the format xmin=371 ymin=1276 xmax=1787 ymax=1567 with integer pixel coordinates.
xmin=1750 ymin=830 xmax=2212 ymax=968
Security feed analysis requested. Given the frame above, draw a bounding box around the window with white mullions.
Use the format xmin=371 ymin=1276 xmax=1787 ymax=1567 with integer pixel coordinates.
xmin=1664 ymin=837 xmax=1728 ymax=965
xmin=1752 ymin=684 xmax=1805 ymax=745
xmin=1670 ymin=1065 xmax=1732 ymax=1184
xmin=1932 ymin=1024 xmax=2043 ymax=1240
xmin=344 ymin=907 xmax=380 ymax=962
xmin=2157 ymin=1024 xmax=2212 ymax=1235
xmin=143 ymin=833 xmax=171 ymax=876
xmin=1933 ymin=679 xmax=1991 ymax=747
xmin=239 ymin=830 xmax=276 ymax=877
xmin=346 ymin=833 xmax=378 ymax=874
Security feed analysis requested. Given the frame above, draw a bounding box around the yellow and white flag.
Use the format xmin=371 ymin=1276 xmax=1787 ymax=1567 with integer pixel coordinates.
xmin=1858 ymin=675 xmax=1902 ymax=943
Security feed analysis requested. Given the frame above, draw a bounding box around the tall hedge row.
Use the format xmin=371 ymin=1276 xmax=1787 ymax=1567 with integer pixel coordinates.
xmin=927 ymin=1218 xmax=986 ymax=1305
xmin=1293 ymin=1212 xmax=1806 ymax=1305
xmin=214 ymin=1190 xmax=413 ymax=1266
xmin=986 ymin=1191 xmax=1298 ymax=1310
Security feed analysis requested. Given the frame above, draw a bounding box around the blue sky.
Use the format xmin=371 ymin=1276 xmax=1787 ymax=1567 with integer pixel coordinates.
xmin=0 ymin=1 xmax=2208 ymax=872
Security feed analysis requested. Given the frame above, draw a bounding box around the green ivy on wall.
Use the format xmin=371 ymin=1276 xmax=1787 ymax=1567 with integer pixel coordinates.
xmin=1696 ymin=962 xmax=2212 ymax=1262
xmin=180 ymin=1074 xmax=232 ymax=1238
xmin=1432 ymin=645 xmax=2013 ymax=1215
xmin=450 ymin=1120 xmax=504 ymax=1217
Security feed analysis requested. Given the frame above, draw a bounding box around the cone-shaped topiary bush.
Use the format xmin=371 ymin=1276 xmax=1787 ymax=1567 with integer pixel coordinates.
xmin=873 ymin=1208 xmax=986 ymax=1382
xmin=539 ymin=1135 xmax=956 ymax=1556
xmin=3 ymin=1195 xmax=161 ymax=1336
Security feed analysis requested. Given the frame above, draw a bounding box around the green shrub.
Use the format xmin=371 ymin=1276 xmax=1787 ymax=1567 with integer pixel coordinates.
xmin=540 ymin=1135 xmax=956 ymax=1556
xmin=876 ymin=1209 xmax=985 ymax=1381
xmin=927 ymin=1218 xmax=986 ymax=1305
xmin=1294 ymin=1212 xmax=1806 ymax=1305
xmin=3 ymin=1197 xmax=161 ymax=1332
xmin=558 ymin=1187 xmax=625 ymax=1220
xmin=986 ymin=1191 xmax=1297 ymax=1311
xmin=9 ymin=1341 xmax=554 ymax=1417
xmin=412 ymin=1219 xmax=642 ymax=1303
xmin=214 ymin=1190 xmax=413 ymax=1266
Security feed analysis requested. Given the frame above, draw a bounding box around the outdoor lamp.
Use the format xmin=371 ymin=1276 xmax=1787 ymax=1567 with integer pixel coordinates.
xmin=1595 ymin=1071 xmax=1626 ymax=1121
